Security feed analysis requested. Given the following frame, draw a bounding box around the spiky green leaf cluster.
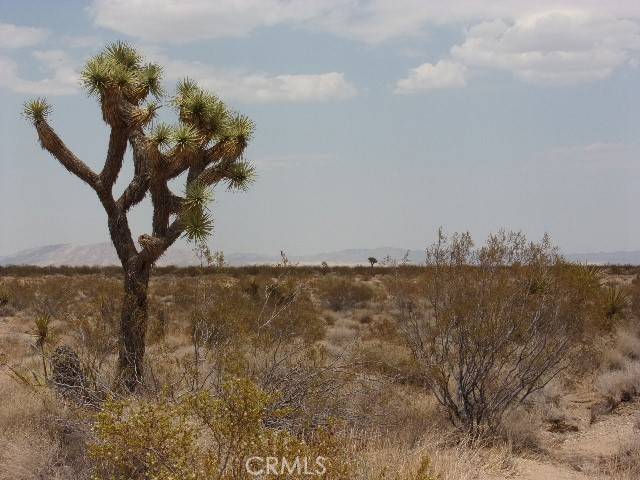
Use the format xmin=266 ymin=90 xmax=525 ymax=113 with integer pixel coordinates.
xmin=80 ymin=41 xmax=164 ymax=102
xmin=173 ymin=78 xmax=230 ymax=142
xmin=224 ymin=161 xmax=256 ymax=191
xmin=181 ymin=208 xmax=214 ymax=244
xmin=181 ymin=181 xmax=214 ymax=244
xmin=183 ymin=181 xmax=213 ymax=210
xmin=171 ymin=123 xmax=201 ymax=154
xmin=23 ymin=98 xmax=51 ymax=123
xmin=149 ymin=123 xmax=173 ymax=149
xmin=222 ymin=113 xmax=255 ymax=143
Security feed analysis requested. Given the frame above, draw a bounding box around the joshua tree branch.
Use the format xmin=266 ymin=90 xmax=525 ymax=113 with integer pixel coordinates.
xmin=166 ymin=140 xmax=226 ymax=181
xmin=195 ymin=155 xmax=240 ymax=186
xmin=99 ymin=127 xmax=128 ymax=189
xmin=117 ymin=129 xmax=150 ymax=211
xmin=150 ymin=182 xmax=177 ymax=237
xmin=34 ymin=120 xmax=98 ymax=189
xmin=138 ymin=217 xmax=183 ymax=263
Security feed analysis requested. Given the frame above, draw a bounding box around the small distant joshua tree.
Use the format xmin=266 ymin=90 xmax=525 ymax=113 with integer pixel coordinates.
xmin=368 ymin=256 xmax=378 ymax=269
xmin=23 ymin=42 xmax=255 ymax=391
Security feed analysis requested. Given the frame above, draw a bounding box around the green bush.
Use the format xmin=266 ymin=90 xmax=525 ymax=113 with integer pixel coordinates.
xmin=90 ymin=378 xmax=352 ymax=479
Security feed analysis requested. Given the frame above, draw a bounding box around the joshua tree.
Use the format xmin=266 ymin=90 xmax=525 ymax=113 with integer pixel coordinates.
xmin=367 ymin=256 xmax=377 ymax=269
xmin=23 ymin=43 xmax=255 ymax=391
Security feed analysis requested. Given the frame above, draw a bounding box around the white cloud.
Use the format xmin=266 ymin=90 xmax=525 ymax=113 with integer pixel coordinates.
xmin=91 ymin=0 xmax=339 ymax=43
xmin=394 ymin=60 xmax=468 ymax=93
xmin=0 ymin=50 xmax=78 ymax=95
xmin=202 ymin=71 xmax=357 ymax=103
xmin=0 ymin=44 xmax=355 ymax=102
xmin=90 ymin=1 xmax=640 ymax=44
xmin=396 ymin=9 xmax=640 ymax=92
xmin=156 ymin=56 xmax=357 ymax=103
xmin=91 ymin=1 xmax=640 ymax=90
xmin=451 ymin=12 xmax=640 ymax=85
xmin=0 ymin=23 xmax=48 ymax=48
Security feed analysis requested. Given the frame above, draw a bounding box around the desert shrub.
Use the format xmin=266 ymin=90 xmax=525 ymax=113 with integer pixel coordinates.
xmin=90 ymin=394 xmax=203 ymax=480
xmin=355 ymin=341 xmax=422 ymax=385
xmin=168 ymin=269 xmax=327 ymax=396
xmin=316 ymin=276 xmax=375 ymax=311
xmin=188 ymin=274 xmax=324 ymax=352
xmin=248 ymin=343 xmax=352 ymax=432
xmin=90 ymin=377 xmax=352 ymax=480
xmin=365 ymin=317 xmax=402 ymax=343
xmin=394 ymin=230 xmax=600 ymax=433
xmin=0 ymin=278 xmax=37 ymax=311
xmin=70 ymin=295 xmax=119 ymax=377
xmin=32 ymin=276 xmax=75 ymax=318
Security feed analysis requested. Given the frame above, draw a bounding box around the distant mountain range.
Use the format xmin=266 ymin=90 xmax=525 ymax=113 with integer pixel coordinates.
xmin=0 ymin=243 xmax=425 ymax=267
xmin=1 ymin=243 xmax=639 ymax=267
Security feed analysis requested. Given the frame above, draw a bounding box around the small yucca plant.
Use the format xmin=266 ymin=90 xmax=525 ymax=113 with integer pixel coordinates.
xmin=33 ymin=313 xmax=53 ymax=379
xmin=34 ymin=313 xmax=52 ymax=348
xmin=604 ymin=285 xmax=629 ymax=320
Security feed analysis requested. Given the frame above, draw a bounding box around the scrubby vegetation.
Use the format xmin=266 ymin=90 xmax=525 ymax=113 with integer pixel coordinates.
xmin=1 ymin=232 xmax=640 ymax=479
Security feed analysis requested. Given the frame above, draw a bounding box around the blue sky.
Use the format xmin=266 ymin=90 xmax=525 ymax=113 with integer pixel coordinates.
xmin=1 ymin=0 xmax=640 ymax=256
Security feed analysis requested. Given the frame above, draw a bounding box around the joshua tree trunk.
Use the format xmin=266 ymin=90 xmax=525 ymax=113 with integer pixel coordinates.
xmin=25 ymin=42 xmax=255 ymax=392
xmin=117 ymin=260 xmax=151 ymax=390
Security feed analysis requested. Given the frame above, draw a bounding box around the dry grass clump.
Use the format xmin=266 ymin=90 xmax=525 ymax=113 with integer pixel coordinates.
xmin=351 ymin=431 xmax=514 ymax=480
xmin=0 ymin=376 xmax=91 ymax=479
xmin=594 ymin=327 xmax=640 ymax=411
xmin=496 ymin=409 xmax=543 ymax=453
xmin=603 ymin=348 xmax=628 ymax=371
xmin=595 ymin=362 xmax=640 ymax=402
xmin=592 ymin=438 xmax=640 ymax=480
xmin=616 ymin=329 xmax=640 ymax=361
xmin=0 ymin=431 xmax=63 ymax=480
xmin=315 ymin=275 xmax=377 ymax=311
